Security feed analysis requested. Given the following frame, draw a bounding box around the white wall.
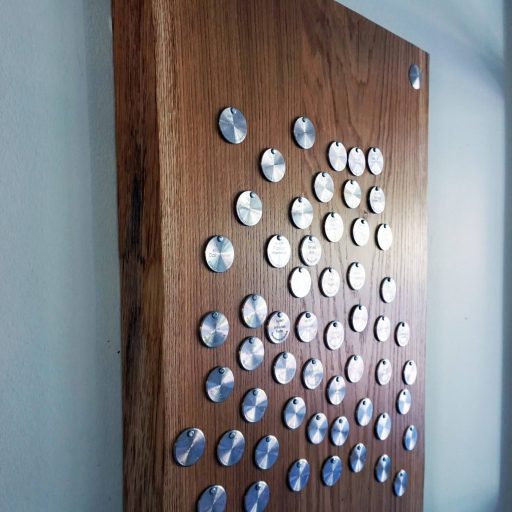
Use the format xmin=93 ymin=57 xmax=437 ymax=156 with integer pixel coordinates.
xmin=0 ymin=0 xmax=508 ymax=510
xmin=338 ymin=1 xmax=509 ymax=511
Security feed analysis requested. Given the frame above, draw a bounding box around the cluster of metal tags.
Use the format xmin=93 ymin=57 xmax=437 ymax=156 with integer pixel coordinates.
xmin=174 ymin=107 xmax=418 ymax=512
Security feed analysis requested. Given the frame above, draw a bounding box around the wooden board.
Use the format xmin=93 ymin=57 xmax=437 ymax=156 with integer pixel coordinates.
xmin=113 ymin=0 xmax=429 ymax=510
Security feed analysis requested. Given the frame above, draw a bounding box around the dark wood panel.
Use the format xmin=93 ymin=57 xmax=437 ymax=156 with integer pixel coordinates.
xmin=113 ymin=0 xmax=429 ymax=510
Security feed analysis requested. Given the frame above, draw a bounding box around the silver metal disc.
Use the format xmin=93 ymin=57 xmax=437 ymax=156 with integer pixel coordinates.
xmin=375 ymin=315 xmax=391 ymax=342
xmin=324 ymin=321 xmax=344 ymax=350
xmin=322 ymin=456 xmax=343 ymax=487
xmin=296 ymin=311 xmax=318 ymax=343
xmin=239 ymin=337 xmax=264 ymax=371
xmin=319 ymin=267 xmax=340 ymax=297
xmin=367 ymin=148 xmax=384 ymax=175
xmin=330 ymin=416 xmax=350 ymax=447
xmin=346 ymin=355 xmax=364 ymax=383
xmin=206 ymin=367 xmax=235 ymax=403
xmin=368 ymin=186 xmax=385 ymax=213
xmin=348 ymin=147 xmax=366 ymax=176
xmin=324 ymin=212 xmax=344 ymax=242
xmin=356 ymin=398 xmax=374 ymax=427
xmin=261 ymin=148 xmax=285 ymax=182
xmin=375 ymin=455 xmax=391 ymax=484
xmin=380 ymin=277 xmax=397 ymax=303
xmin=314 ymin=172 xmax=334 ymax=203
xmin=403 ymin=425 xmax=418 ymax=451
xmin=376 ymin=359 xmax=392 ymax=385
xmin=349 ymin=443 xmax=367 ymax=473
xmin=352 ymin=218 xmax=370 ymax=246
xmin=197 ymin=485 xmax=227 ymax=512
xmin=199 ymin=311 xmax=229 ymax=348
xmin=375 ymin=413 xmax=392 ymax=441
xmin=288 ymin=459 xmax=310 ymax=492
xmin=218 ymin=107 xmax=247 ymax=144
xmin=397 ymin=389 xmax=412 ymax=415
xmin=293 ymin=117 xmax=316 ymax=149
xmin=289 ymin=267 xmax=312 ymax=298
xmin=393 ymin=470 xmax=409 ymax=497
xmin=302 ymin=358 xmax=324 ymax=390
xmin=395 ymin=322 xmax=410 ymax=347
xmin=328 ymin=141 xmax=347 ymax=171
xmin=173 ymin=427 xmax=205 ymax=467
xmin=409 ymin=63 xmax=422 ymax=89
xmin=266 ymin=235 xmax=291 ymax=268
xmin=403 ymin=360 xmax=418 ymax=385
xmin=236 ymin=191 xmax=263 ymax=227
xmin=283 ymin=397 xmax=307 ymax=429
xmin=290 ymin=197 xmax=314 ymax=229
xmin=326 ymin=376 xmax=346 ymax=405
xmin=254 ymin=435 xmax=279 ymax=470
xmin=376 ymin=224 xmax=393 ymax=251
xmin=205 ymin=236 xmax=234 ymax=273
xmin=343 ymin=180 xmax=362 ymax=209
xmin=273 ymin=352 xmax=297 ymax=384
xmin=307 ymin=413 xmax=328 ymax=444
xmin=350 ymin=304 xmax=368 ymax=333
xmin=265 ymin=311 xmax=291 ymax=344
xmin=299 ymin=235 xmax=322 ymax=266
xmin=243 ymin=481 xmax=270 ymax=512
xmin=217 ymin=430 xmax=245 ymax=467
xmin=241 ymin=294 xmax=268 ymax=328
xmin=347 ymin=262 xmax=365 ymax=291
xmin=241 ymin=388 xmax=268 ymax=423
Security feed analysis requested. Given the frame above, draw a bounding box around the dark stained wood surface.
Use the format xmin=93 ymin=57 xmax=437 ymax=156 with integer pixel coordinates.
xmin=113 ymin=0 xmax=429 ymax=510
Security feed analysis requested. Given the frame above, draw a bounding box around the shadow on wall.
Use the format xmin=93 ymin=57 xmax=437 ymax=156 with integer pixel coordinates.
xmin=500 ymin=0 xmax=512 ymax=510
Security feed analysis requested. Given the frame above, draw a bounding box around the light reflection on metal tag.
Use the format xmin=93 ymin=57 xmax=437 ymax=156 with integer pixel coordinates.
xmin=395 ymin=322 xmax=410 ymax=347
xmin=236 ymin=191 xmax=263 ymax=226
xmin=241 ymin=388 xmax=268 ymax=423
xmin=307 ymin=413 xmax=328 ymax=444
xmin=266 ymin=311 xmax=291 ymax=344
xmin=197 ymin=485 xmax=227 ymax=512
xmin=266 ymin=235 xmax=291 ymax=268
xmin=314 ymin=172 xmax=334 ymax=203
xmin=205 ymin=235 xmax=234 ymax=272
xmin=326 ymin=376 xmax=346 ymax=405
xmin=254 ymin=435 xmax=279 ymax=470
xmin=300 ymin=235 xmax=322 ymax=266
xmin=367 ymin=147 xmax=384 ymax=175
xmin=347 ymin=262 xmax=365 ymax=290
xmin=238 ymin=337 xmax=264 ymax=371
xmin=346 ymin=355 xmax=364 ymax=383
xmin=324 ymin=212 xmax=344 ymax=242
xmin=343 ymin=180 xmax=362 ymax=209
xmin=375 ymin=315 xmax=391 ymax=342
xmin=376 ymin=223 xmax=393 ymax=251
xmin=349 ymin=443 xmax=367 ymax=473
xmin=324 ymin=321 xmax=344 ymax=350
xmin=403 ymin=425 xmax=418 ymax=451
xmin=173 ymin=427 xmax=206 ymax=467
xmin=356 ymin=398 xmax=373 ymax=427
xmin=216 ymin=430 xmax=245 ymax=467
xmin=206 ymin=367 xmax=235 ymax=403
xmin=397 ymin=389 xmax=412 ymax=415
xmin=348 ymin=147 xmax=366 ymax=176
xmin=380 ymin=277 xmax=397 ymax=303
xmin=293 ymin=116 xmax=316 ymax=149
xmin=375 ymin=413 xmax=392 ymax=441
xmin=296 ymin=311 xmax=318 ymax=343
xmin=319 ymin=267 xmax=340 ymax=297
xmin=321 ymin=456 xmax=343 ymax=487
xmin=352 ymin=218 xmax=370 ymax=246
xmin=288 ymin=459 xmax=310 ymax=492
xmin=273 ymin=352 xmax=297 ymax=384
xmin=350 ymin=304 xmax=368 ymax=333
xmin=375 ymin=455 xmax=391 ymax=484
xmin=283 ymin=396 xmax=306 ymax=430
xmin=376 ymin=359 xmax=392 ymax=385
xmin=368 ymin=186 xmax=385 ymax=214
xmin=330 ymin=416 xmax=350 ymax=446
xmin=218 ymin=106 xmax=247 ymax=144
xmin=302 ymin=358 xmax=324 ymax=390
xmin=290 ymin=197 xmax=314 ymax=229
xmin=393 ymin=470 xmax=409 ymax=497
xmin=241 ymin=294 xmax=268 ymax=328
xmin=289 ymin=267 xmax=312 ymax=298
xmin=403 ymin=360 xmax=418 ymax=385
xmin=199 ymin=311 xmax=229 ymax=348
xmin=260 ymin=147 xmax=286 ymax=182
xmin=243 ymin=481 xmax=270 ymax=512
xmin=328 ymin=141 xmax=347 ymax=171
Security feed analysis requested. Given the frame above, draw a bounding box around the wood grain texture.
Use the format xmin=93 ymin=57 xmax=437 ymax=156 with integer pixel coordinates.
xmin=113 ymin=0 xmax=429 ymax=510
